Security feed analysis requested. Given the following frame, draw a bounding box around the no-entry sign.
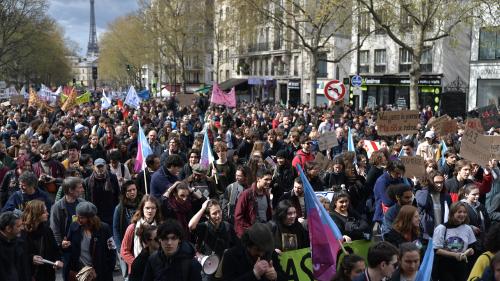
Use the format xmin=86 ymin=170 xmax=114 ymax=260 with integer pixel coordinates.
xmin=323 ymin=80 xmax=346 ymax=102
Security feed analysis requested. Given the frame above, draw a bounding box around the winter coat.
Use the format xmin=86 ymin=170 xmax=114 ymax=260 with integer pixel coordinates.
xmin=0 ymin=232 xmax=30 ymax=281
xmin=415 ymin=188 xmax=451 ymax=238
xmin=49 ymin=197 xmax=86 ymax=245
xmin=291 ymin=149 xmax=315 ymax=171
xmin=270 ymin=164 xmax=297 ymax=206
xmin=373 ymin=172 xmax=404 ymax=222
xmin=150 ymin=166 xmax=178 ymax=199
xmin=142 ymin=241 xmax=202 ymax=281
xmin=234 ymin=183 xmax=272 ymax=237
xmin=2 ymin=188 xmax=52 ymax=212
xmin=63 ymin=222 xmax=116 ymax=281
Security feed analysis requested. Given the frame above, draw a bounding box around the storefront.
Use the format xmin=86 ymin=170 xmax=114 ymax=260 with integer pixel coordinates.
xmin=469 ymin=64 xmax=500 ymax=110
xmin=347 ymin=75 xmax=442 ymax=110
xmin=287 ymin=80 xmax=301 ymax=107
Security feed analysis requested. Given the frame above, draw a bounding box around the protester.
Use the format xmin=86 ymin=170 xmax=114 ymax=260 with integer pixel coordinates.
xmin=0 ymin=211 xmax=29 ymax=281
xmin=390 ymin=242 xmax=421 ymax=281
xmin=352 ymin=241 xmax=399 ymax=281
xmin=383 ymin=205 xmax=422 ymax=248
xmin=330 ymin=190 xmax=370 ymax=241
xmin=21 ymin=200 xmax=63 ymax=281
xmin=269 ymin=199 xmax=309 ymax=252
xmin=0 ymin=155 xmax=32 ymax=207
xmin=150 ymin=154 xmax=183 ymax=198
xmin=468 ymin=223 xmax=500 ymax=281
xmin=128 ymin=224 xmax=159 ymax=281
xmin=332 ymin=254 xmax=366 ymax=281
xmin=2 ymin=171 xmax=52 ymax=212
xmin=142 ymin=219 xmax=202 ymax=281
xmin=222 ymin=165 xmax=249 ymax=223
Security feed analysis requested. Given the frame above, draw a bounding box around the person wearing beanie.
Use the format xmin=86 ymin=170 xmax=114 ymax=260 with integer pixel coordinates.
xmin=270 ymin=149 xmax=297 ymax=207
xmin=62 ymin=201 xmax=116 ymax=281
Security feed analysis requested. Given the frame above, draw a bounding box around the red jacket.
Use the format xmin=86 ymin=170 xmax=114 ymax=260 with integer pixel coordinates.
xmin=234 ymin=183 xmax=272 ymax=237
xmin=292 ymin=149 xmax=315 ymax=172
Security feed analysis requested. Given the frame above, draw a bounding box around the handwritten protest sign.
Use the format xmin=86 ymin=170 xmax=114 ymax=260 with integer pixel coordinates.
xmin=400 ymin=156 xmax=426 ymax=178
xmin=428 ymin=115 xmax=458 ymax=136
xmin=278 ymin=248 xmax=314 ymax=281
xmin=376 ymin=110 xmax=419 ymax=136
xmin=465 ymin=118 xmax=484 ymax=132
xmin=10 ymin=95 xmax=24 ymax=105
xmin=176 ymin=94 xmax=195 ymax=107
xmin=477 ymin=104 xmax=500 ymax=130
xmin=318 ymin=131 xmax=338 ymax=151
xmin=460 ymin=129 xmax=500 ymax=167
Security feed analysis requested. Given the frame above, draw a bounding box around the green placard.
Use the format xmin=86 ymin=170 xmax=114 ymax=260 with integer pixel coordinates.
xmin=279 ymin=248 xmax=315 ymax=281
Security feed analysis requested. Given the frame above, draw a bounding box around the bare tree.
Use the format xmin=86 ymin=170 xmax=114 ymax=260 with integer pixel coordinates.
xmin=358 ymin=0 xmax=500 ymax=110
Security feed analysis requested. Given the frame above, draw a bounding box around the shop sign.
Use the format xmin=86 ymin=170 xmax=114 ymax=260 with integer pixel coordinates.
xmin=288 ymin=81 xmax=301 ymax=90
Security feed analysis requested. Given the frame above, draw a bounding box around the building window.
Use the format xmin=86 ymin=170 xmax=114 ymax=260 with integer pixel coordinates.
xmin=479 ymin=27 xmax=500 ymax=60
xmin=294 ymin=56 xmax=299 ymax=76
xmin=359 ymin=50 xmax=369 ymax=73
xmin=264 ymin=58 xmax=269 ymax=75
xmin=399 ymin=48 xmax=412 ymax=72
xmin=225 ymin=49 xmax=229 ymax=61
xmin=374 ymin=10 xmax=386 ymax=35
xmin=225 ymin=70 xmax=229 ymax=80
xmin=359 ymin=12 xmax=370 ymax=35
xmin=317 ymin=53 xmax=328 ymax=77
xmin=420 ymin=47 xmax=433 ymax=72
xmin=400 ymin=8 xmax=413 ymax=31
xmin=374 ymin=49 xmax=386 ymax=73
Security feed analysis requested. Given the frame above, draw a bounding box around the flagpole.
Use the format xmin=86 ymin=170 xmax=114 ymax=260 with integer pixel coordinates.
xmin=143 ymin=168 xmax=148 ymax=195
xmin=211 ymin=162 xmax=219 ymax=184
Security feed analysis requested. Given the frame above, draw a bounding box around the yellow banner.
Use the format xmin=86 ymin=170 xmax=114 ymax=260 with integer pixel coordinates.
xmin=278 ymin=248 xmax=314 ymax=281
xmin=76 ymin=91 xmax=91 ymax=104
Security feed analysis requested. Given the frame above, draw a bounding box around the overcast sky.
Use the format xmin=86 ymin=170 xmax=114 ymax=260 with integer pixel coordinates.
xmin=48 ymin=0 xmax=139 ymax=56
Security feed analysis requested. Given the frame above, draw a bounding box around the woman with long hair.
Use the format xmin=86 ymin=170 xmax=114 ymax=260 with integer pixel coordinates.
xmin=384 ymin=205 xmax=422 ymax=248
xmin=62 ymin=201 xmax=116 ymax=281
xmin=120 ymin=194 xmax=162 ymax=274
xmin=332 ymin=254 xmax=366 ymax=281
xmin=433 ymin=202 xmax=477 ymax=281
xmin=331 ymin=191 xmax=370 ymax=242
xmin=128 ymin=224 xmax=159 ymax=281
xmin=112 ymin=180 xmax=141 ymax=279
xmin=269 ymin=199 xmax=309 ymax=253
xmin=21 ymin=199 xmax=63 ymax=281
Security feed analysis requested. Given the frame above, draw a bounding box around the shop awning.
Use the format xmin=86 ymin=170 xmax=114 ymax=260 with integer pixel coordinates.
xmin=194 ymin=85 xmax=211 ymax=94
xmin=219 ymin=78 xmax=248 ymax=91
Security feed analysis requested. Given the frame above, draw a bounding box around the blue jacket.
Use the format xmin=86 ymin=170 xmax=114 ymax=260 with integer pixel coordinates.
xmin=150 ymin=166 xmax=178 ymax=199
xmin=373 ymin=172 xmax=404 ymax=222
xmin=2 ymin=189 xmax=52 ymax=212
xmin=416 ymin=188 xmax=451 ymax=238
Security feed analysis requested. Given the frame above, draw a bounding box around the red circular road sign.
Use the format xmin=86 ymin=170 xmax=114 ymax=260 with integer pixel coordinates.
xmin=323 ymin=80 xmax=346 ymax=102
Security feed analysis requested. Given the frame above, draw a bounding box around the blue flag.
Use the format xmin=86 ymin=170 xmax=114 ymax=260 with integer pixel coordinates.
xmin=200 ymin=130 xmax=215 ymax=170
xmin=138 ymin=89 xmax=150 ymax=100
xmin=134 ymin=121 xmax=153 ymax=173
xmin=415 ymin=239 xmax=434 ymax=281
xmin=440 ymin=140 xmax=448 ymax=167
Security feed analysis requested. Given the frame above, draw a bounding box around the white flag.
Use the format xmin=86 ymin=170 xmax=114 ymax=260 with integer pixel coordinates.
xmin=20 ymin=86 xmax=28 ymax=98
xmin=54 ymin=86 xmax=63 ymax=96
xmin=124 ymin=86 xmax=140 ymax=109
xmin=101 ymin=89 xmax=112 ymax=110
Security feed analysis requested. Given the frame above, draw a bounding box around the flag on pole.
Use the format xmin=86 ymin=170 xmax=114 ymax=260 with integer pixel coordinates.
xmin=61 ymin=87 xmax=77 ymax=112
xmin=347 ymin=127 xmax=357 ymax=165
xmin=138 ymin=89 xmax=150 ymax=100
xmin=440 ymin=140 xmax=448 ymax=167
xmin=101 ymin=89 xmax=112 ymax=110
xmin=298 ymin=164 xmax=342 ymax=281
xmin=415 ymin=239 xmax=434 ymax=281
xmin=134 ymin=121 xmax=153 ymax=173
xmin=20 ymin=86 xmax=28 ymax=99
xmin=76 ymin=91 xmax=91 ymax=104
xmin=125 ymin=86 xmax=140 ymax=109
xmin=200 ymin=130 xmax=215 ymax=170
xmin=54 ymin=86 xmax=62 ymax=96
xmin=210 ymin=84 xmax=236 ymax=107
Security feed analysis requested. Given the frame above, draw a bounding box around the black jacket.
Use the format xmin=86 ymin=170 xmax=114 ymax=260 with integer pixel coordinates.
xmin=142 ymin=241 xmax=202 ymax=281
xmin=271 ymin=164 xmax=297 ymax=206
xmin=0 ymin=232 xmax=30 ymax=281
xmin=221 ymin=244 xmax=286 ymax=281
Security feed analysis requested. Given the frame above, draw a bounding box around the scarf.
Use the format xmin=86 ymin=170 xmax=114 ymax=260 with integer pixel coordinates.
xmin=133 ymin=218 xmax=157 ymax=257
xmin=118 ymin=199 xmax=139 ymax=239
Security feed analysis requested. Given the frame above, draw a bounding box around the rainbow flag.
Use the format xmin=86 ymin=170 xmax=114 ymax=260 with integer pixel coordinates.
xmin=134 ymin=121 xmax=153 ymax=173
xmin=298 ymin=164 xmax=342 ymax=281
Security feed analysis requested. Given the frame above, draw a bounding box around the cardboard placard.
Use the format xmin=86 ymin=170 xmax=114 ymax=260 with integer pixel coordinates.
xmin=376 ymin=110 xmax=420 ymax=136
xmin=429 ymin=115 xmax=457 ymax=136
xmin=318 ymin=131 xmax=338 ymax=151
xmin=477 ymin=104 xmax=500 ymax=130
xmin=10 ymin=95 xmax=25 ymax=105
xmin=400 ymin=156 xmax=426 ymax=178
xmin=176 ymin=94 xmax=195 ymax=107
xmin=312 ymin=152 xmax=331 ymax=171
xmin=465 ymin=118 xmax=484 ymax=132
xmin=460 ymin=129 xmax=500 ymax=167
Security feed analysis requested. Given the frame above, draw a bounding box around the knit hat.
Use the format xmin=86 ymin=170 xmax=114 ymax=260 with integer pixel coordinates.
xmin=76 ymin=202 xmax=97 ymax=217
xmin=192 ymin=164 xmax=207 ymax=175
xmin=246 ymin=223 xmax=274 ymax=252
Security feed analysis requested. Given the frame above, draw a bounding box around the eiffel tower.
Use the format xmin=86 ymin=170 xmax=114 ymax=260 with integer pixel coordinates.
xmin=87 ymin=0 xmax=99 ymax=57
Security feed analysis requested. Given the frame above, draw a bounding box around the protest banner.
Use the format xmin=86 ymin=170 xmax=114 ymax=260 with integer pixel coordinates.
xmin=460 ymin=129 xmax=500 ymax=167
xmin=465 ymin=118 xmax=484 ymax=132
xmin=315 ymin=191 xmax=335 ymax=202
xmin=477 ymin=104 xmax=500 ymax=130
xmin=338 ymin=240 xmax=373 ymax=270
xmin=10 ymin=95 xmax=25 ymax=105
xmin=278 ymin=248 xmax=314 ymax=281
xmin=312 ymin=152 xmax=331 ymax=171
xmin=376 ymin=110 xmax=419 ymax=136
xmin=176 ymin=94 xmax=195 ymax=107
xmin=428 ymin=115 xmax=458 ymax=136
xmin=400 ymin=156 xmax=426 ymax=178
xmin=318 ymin=131 xmax=338 ymax=151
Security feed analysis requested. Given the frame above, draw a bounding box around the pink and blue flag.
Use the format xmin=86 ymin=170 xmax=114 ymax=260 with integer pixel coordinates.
xmin=134 ymin=121 xmax=153 ymax=173
xmin=200 ymin=130 xmax=215 ymax=170
xmin=298 ymin=164 xmax=342 ymax=281
xmin=415 ymin=239 xmax=434 ymax=281
xmin=440 ymin=140 xmax=448 ymax=167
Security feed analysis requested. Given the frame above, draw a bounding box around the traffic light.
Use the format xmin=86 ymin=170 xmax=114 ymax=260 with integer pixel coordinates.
xmin=92 ymin=67 xmax=98 ymax=80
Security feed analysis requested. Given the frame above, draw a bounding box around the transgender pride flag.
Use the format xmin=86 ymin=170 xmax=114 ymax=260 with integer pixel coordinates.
xmin=298 ymin=164 xmax=342 ymax=281
xmin=134 ymin=121 xmax=153 ymax=173
xmin=200 ymin=129 xmax=215 ymax=170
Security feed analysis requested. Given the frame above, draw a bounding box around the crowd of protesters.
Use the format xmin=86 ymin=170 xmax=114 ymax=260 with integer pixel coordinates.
xmin=0 ymin=92 xmax=499 ymax=281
